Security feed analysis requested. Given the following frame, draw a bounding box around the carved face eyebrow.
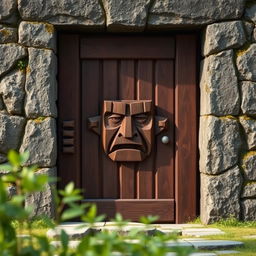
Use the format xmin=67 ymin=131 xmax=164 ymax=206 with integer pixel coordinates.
xmin=104 ymin=100 xmax=152 ymax=115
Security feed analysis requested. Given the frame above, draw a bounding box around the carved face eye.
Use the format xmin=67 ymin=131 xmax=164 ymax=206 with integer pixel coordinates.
xmin=107 ymin=114 xmax=123 ymax=127
xmin=134 ymin=113 xmax=149 ymax=126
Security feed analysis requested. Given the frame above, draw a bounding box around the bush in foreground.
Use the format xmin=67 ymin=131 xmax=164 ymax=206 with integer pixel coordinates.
xmin=0 ymin=150 xmax=193 ymax=256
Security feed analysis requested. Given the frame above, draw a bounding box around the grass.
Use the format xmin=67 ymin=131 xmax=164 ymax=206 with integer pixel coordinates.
xmin=14 ymin=217 xmax=256 ymax=255
xmin=186 ymin=217 xmax=256 ymax=256
xmin=12 ymin=218 xmax=54 ymax=236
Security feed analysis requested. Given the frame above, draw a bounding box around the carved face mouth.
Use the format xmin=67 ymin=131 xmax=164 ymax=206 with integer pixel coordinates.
xmin=110 ymin=142 xmax=145 ymax=154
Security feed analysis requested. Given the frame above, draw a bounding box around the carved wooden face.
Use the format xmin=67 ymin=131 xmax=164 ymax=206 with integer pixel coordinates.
xmin=88 ymin=100 xmax=167 ymax=162
xmin=102 ymin=100 xmax=153 ymax=161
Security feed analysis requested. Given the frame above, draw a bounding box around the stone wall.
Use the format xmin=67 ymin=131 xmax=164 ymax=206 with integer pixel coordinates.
xmin=0 ymin=0 xmax=255 ymax=223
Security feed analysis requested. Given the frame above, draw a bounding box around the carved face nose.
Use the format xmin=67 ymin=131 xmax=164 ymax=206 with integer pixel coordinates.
xmin=119 ymin=116 xmax=135 ymax=138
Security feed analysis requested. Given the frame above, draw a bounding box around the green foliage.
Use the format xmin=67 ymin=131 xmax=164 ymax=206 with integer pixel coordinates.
xmin=0 ymin=150 xmax=193 ymax=256
xmin=16 ymin=59 xmax=28 ymax=71
xmin=214 ymin=217 xmax=256 ymax=228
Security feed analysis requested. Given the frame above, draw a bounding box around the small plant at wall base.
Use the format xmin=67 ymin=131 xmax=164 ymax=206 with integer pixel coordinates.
xmin=0 ymin=150 xmax=193 ymax=256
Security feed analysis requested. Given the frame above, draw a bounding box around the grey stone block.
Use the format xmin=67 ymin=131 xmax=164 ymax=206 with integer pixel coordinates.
xmin=0 ymin=69 xmax=25 ymax=115
xmin=188 ymin=240 xmax=243 ymax=250
xmin=0 ymin=96 xmax=4 ymax=110
xmin=243 ymin=21 xmax=254 ymax=41
xmin=242 ymin=152 xmax=256 ymax=180
xmin=202 ymin=21 xmax=246 ymax=56
xmin=0 ymin=25 xmax=17 ymax=43
xmin=47 ymin=223 xmax=94 ymax=239
xmin=19 ymin=22 xmax=56 ymax=51
xmin=200 ymin=166 xmax=242 ymax=224
xmin=253 ymin=26 xmax=256 ymax=42
xmin=18 ymin=0 xmax=105 ymax=27
xmin=199 ymin=116 xmax=242 ymax=175
xmin=182 ymin=228 xmax=225 ymax=237
xmin=20 ymin=118 xmax=57 ymax=167
xmin=245 ymin=3 xmax=256 ymax=23
xmin=148 ymin=0 xmax=244 ymax=27
xmin=200 ymin=50 xmax=240 ymax=116
xmin=0 ymin=154 xmax=6 ymax=163
xmin=0 ymin=44 xmax=27 ymax=77
xmin=236 ymin=43 xmax=256 ymax=81
xmin=103 ymin=0 xmax=151 ymax=31
xmin=239 ymin=116 xmax=256 ymax=150
xmin=241 ymin=81 xmax=256 ymax=115
xmin=25 ymin=167 xmax=56 ymax=218
xmin=0 ymin=113 xmax=26 ymax=153
xmin=241 ymin=199 xmax=256 ymax=221
xmin=242 ymin=183 xmax=256 ymax=198
xmin=0 ymin=0 xmax=18 ymax=24
xmin=7 ymin=185 xmax=16 ymax=199
xmin=25 ymin=48 xmax=57 ymax=118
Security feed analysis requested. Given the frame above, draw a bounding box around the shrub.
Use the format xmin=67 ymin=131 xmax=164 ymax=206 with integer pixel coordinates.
xmin=0 ymin=150 xmax=193 ymax=256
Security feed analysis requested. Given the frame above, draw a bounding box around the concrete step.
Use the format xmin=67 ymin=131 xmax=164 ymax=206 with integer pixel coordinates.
xmin=51 ymin=238 xmax=243 ymax=251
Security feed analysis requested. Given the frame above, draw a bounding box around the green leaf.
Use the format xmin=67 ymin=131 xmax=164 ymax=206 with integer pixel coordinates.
xmin=10 ymin=195 xmax=25 ymax=205
xmin=87 ymin=204 xmax=97 ymax=219
xmin=65 ymin=182 xmax=74 ymax=195
xmin=0 ymin=180 xmax=8 ymax=203
xmin=1 ymin=174 xmax=17 ymax=183
xmin=61 ymin=207 xmax=84 ymax=221
xmin=60 ymin=230 xmax=69 ymax=251
xmin=62 ymin=195 xmax=83 ymax=204
xmin=36 ymin=235 xmax=50 ymax=252
xmin=8 ymin=150 xmax=20 ymax=167
xmin=20 ymin=151 xmax=29 ymax=165
xmin=0 ymin=164 xmax=13 ymax=172
xmin=139 ymin=215 xmax=158 ymax=225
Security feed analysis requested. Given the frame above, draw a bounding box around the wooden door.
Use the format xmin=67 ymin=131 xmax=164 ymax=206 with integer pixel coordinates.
xmin=58 ymin=34 xmax=198 ymax=223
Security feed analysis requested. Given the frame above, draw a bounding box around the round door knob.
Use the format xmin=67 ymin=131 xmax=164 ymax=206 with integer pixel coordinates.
xmin=161 ymin=136 xmax=169 ymax=144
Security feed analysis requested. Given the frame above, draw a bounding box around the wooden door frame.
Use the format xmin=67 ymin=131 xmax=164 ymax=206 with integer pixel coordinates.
xmin=58 ymin=33 xmax=198 ymax=223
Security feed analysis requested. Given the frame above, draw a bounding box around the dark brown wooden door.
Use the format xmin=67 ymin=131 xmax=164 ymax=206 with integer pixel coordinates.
xmin=58 ymin=34 xmax=198 ymax=223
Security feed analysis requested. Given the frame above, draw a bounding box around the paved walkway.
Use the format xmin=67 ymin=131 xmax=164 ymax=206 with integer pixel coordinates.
xmin=47 ymin=222 xmax=244 ymax=255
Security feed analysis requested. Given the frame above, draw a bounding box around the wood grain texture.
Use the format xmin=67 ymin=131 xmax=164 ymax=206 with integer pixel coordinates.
xmin=155 ymin=60 xmax=175 ymax=199
xmin=83 ymin=199 xmax=175 ymax=222
xmin=102 ymin=60 xmax=119 ymax=198
xmin=119 ymin=60 xmax=136 ymax=199
xmin=137 ymin=60 xmax=154 ymax=199
xmin=58 ymin=34 xmax=81 ymax=190
xmin=175 ymin=34 xmax=198 ymax=223
xmin=82 ymin=60 xmax=101 ymax=198
xmin=81 ymin=36 xmax=175 ymax=59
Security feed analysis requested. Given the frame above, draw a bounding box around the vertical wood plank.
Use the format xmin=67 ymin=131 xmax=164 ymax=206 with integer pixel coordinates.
xmin=155 ymin=60 xmax=175 ymax=199
xmin=82 ymin=60 xmax=101 ymax=198
xmin=136 ymin=60 xmax=154 ymax=199
xmin=119 ymin=60 xmax=136 ymax=199
xmin=102 ymin=60 xmax=119 ymax=198
xmin=58 ymin=34 xmax=81 ymax=190
xmin=175 ymin=35 xmax=197 ymax=223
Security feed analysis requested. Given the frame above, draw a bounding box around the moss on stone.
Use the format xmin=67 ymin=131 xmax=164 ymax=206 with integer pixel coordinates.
xmin=239 ymin=115 xmax=254 ymax=121
xmin=219 ymin=115 xmax=238 ymax=121
xmin=244 ymin=180 xmax=256 ymax=186
xmin=45 ymin=24 xmax=54 ymax=34
xmin=242 ymin=151 xmax=256 ymax=162
xmin=236 ymin=43 xmax=251 ymax=57
xmin=0 ymin=29 xmax=11 ymax=37
xmin=33 ymin=117 xmax=47 ymax=124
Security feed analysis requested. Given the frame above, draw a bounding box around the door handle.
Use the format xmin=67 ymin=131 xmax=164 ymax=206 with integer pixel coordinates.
xmin=161 ymin=136 xmax=169 ymax=144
